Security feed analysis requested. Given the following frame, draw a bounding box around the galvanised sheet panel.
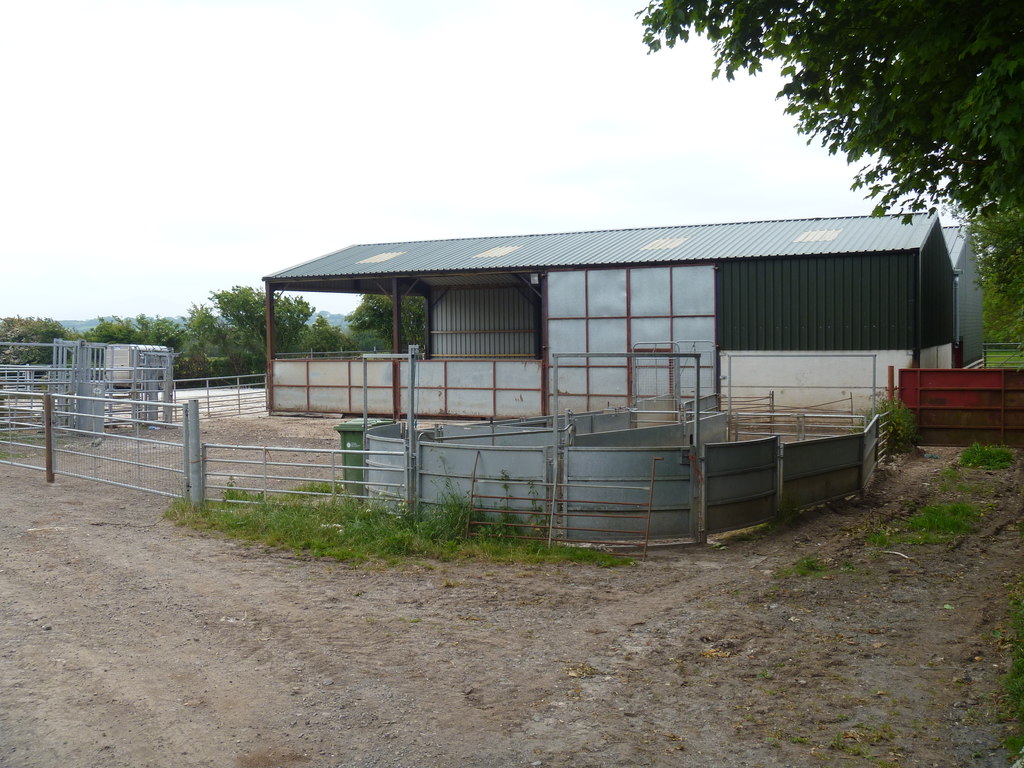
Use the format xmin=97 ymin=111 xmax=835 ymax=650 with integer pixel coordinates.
xmin=418 ymin=440 xmax=549 ymax=508
xmin=553 ymin=366 xmax=588 ymax=396
xmin=495 ymin=361 xmax=543 ymax=390
xmin=308 ymin=387 xmax=349 ymax=412
xmin=586 ymin=269 xmax=627 ymax=317
xmin=495 ymin=389 xmax=543 ymax=418
xmin=630 ymin=318 xmax=672 ymax=345
xmin=587 ymin=366 xmax=629 ymax=396
xmin=670 ymin=316 xmax=715 ymax=343
xmin=548 ymin=319 xmax=587 ymax=354
xmin=272 ymin=386 xmax=310 ymax=411
xmin=705 ymin=437 xmax=779 ymax=534
xmin=422 ymin=388 xmax=495 ymax=418
xmin=548 ymin=271 xmax=587 ymax=317
xmin=365 ymin=361 xmax=394 ymax=386
xmin=442 ymin=361 xmax=495 ymax=388
xmin=630 ymin=267 xmax=672 ymax=315
xmin=364 ymin=427 xmax=406 ymax=497
xmin=573 ymin=410 xmax=632 ymax=435
xmin=573 ymin=423 xmax=687 ymax=448
xmin=309 ymin=361 xmax=349 ymax=386
xmin=412 ymin=361 xmax=446 ymax=388
xmin=564 ymin=446 xmax=693 ymax=538
xmin=782 ymin=434 xmax=862 ymax=508
xmin=273 ymin=361 xmax=311 ymax=387
xmin=587 ymin=319 xmax=627 ymax=354
xmin=701 ymin=412 xmax=729 ymax=443
xmin=414 ymin=387 xmax=447 ymax=415
xmin=672 ymin=266 xmax=716 ymax=314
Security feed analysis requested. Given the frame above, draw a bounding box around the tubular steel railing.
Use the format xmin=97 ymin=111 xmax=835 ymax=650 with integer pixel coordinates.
xmin=173 ymin=374 xmax=267 ymax=418
xmin=983 ymin=342 xmax=1024 ymax=369
xmin=202 ymin=443 xmax=406 ymax=503
xmin=729 ymin=412 xmax=867 ymax=442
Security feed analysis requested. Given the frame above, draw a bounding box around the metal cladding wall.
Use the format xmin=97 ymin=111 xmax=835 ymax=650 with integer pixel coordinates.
xmin=918 ymin=224 xmax=956 ymax=350
xmin=947 ymin=230 xmax=984 ymax=365
xmin=718 ymin=252 xmax=917 ymax=350
xmin=430 ymin=286 xmax=536 ymax=358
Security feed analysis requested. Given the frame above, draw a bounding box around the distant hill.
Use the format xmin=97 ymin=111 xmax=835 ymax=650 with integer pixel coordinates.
xmin=59 ymin=318 xmax=103 ymax=333
xmin=314 ymin=311 xmax=350 ymax=328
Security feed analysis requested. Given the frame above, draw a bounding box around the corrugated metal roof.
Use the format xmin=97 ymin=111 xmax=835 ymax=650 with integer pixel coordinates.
xmin=942 ymin=225 xmax=967 ymax=267
xmin=266 ymin=214 xmax=939 ymax=280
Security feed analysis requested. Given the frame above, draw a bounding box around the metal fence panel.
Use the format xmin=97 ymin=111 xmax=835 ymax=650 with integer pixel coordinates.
xmin=202 ymin=443 xmax=406 ymax=501
xmin=0 ymin=391 xmax=47 ymax=471
xmin=562 ymin=447 xmax=693 ymax=539
xmin=49 ymin=393 xmax=188 ymax=497
xmin=781 ymin=433 xmax=862 ymax=509
xmin=174 ymin=374 xmax=266 ymax=418
xmin=417 ymin=439 xmax=550 ymax=508
xmin=704 ymin=437 xmax=779 ymax=534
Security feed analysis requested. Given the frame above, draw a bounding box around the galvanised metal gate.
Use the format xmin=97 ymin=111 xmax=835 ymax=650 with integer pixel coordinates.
xmin=0 ymin=390 xmax=201 ymax=499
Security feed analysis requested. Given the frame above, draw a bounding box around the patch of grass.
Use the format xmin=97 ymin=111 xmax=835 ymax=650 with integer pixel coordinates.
xmin=960 ymin=443 xmax=1015 ymax=470
xmin=1004 ymin=577 xmax=1024 ymax=755
xmin=867 ymin=502 xmax=981 ymax=548
xmin=165 ymin=494 xmax=627 ymax=567
xmin=777 ymin=555 xmax=829 ymax=578
xmin=904 ymin=502 xmax=980 ymax=540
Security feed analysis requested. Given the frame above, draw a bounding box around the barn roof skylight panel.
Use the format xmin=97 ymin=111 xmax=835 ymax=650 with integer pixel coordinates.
xmin=357 ymin=251 xmax=406 ymax=264
xmin=792 ymin=229 xmax=843 ymax=243
xmin=472 ymin=245 xmax=522 ymax=259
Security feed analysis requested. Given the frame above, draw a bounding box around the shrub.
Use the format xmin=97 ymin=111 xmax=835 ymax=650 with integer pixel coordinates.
xmin=873 ymin=397 xmax=918 ymax=454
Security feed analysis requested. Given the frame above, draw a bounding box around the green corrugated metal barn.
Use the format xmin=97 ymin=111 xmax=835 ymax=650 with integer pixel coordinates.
xmin=264 ymin=214 xmax=970 ymax=417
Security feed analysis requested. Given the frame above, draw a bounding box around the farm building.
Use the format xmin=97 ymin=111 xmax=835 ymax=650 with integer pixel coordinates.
xmin=264 ymin=213 xmax=969 ymax=418
xmin=943 ymin=225 xmax=984 ymax=368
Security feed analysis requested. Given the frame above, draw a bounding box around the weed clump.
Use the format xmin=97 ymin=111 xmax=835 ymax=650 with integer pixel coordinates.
xmin=867 ymin=502 xmax=981 ymax=548
xmin=165 ymin=492 xmax=625 ymax=567
xmin=959 ymin=443 xmax=1015 ymax=470
xmin=872 ymin=397 xmax=919 ymax=454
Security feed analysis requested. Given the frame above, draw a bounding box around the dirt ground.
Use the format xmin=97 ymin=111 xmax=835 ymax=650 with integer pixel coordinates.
xmin=1 ymin=414 xmax=1022 ymax=768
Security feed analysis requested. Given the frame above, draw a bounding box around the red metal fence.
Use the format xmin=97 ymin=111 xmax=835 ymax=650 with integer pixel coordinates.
xmin=899 ymin=368 xmax=1024 ymax=446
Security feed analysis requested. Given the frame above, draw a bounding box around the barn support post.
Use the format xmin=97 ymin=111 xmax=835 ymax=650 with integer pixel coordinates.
xmin=43 ymin=393 xmax=55 ymax=484
xmin=391 ymin=278 xmax=402 ymax=353
xmin=265 ymin=287 xmax=277 ymax=412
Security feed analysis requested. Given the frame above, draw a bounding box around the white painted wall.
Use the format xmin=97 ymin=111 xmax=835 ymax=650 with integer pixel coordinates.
xmin=722 ymin=346 xmax=953 ymax=412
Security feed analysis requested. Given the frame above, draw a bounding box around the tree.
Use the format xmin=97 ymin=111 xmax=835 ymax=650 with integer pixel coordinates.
xmin=346 ymin=294 xmax=426 ymax=352
xmin=182 ymin=286 xmax=314 ymax=375
xmin=0 ymin=317 xmax=71 ymax=365
xmin=638 ymin=0 xmax=1024 ymax=217
xmin=301 ymin=315 xmax=357 ymax=355
xmin=83 ymin=315 xmax=185 ymax=350
xmin=971 ymin=206 xmax=1024 ymax=341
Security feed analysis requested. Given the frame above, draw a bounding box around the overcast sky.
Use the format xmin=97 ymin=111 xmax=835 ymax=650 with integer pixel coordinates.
xmin=2 ymin=0 xmax=881 ymax=322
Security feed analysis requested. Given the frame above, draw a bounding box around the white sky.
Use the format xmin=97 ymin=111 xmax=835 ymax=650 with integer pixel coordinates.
xmin=1 ymin=0 xmax=878 ymax=322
